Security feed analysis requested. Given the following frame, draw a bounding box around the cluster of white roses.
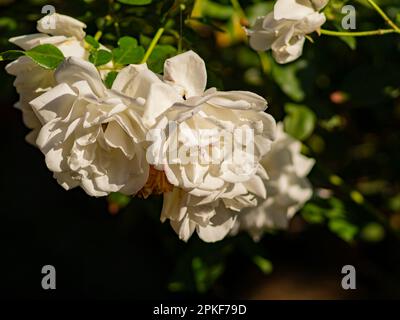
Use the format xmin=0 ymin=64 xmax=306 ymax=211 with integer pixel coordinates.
xmin=6 ymin=12 xmax=314 ymax=243
xmin=247 ymin=0 xmax=329 ymax=63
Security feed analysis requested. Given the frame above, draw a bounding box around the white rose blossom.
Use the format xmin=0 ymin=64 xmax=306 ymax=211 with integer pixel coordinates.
xmin=232 ymin=123 xmax=315 ymax=241
xmin=5 ymin=14 xmax=88 ymax=145
xmin=5 ymin=14 xmax=114 ymax=145
xmin=138 ymin=51 xmax=277 ymax=242
xmin=247 ymin=0 xmax=328 ymax=64
xmin=29 ymin=57 xmax=149 ymax=197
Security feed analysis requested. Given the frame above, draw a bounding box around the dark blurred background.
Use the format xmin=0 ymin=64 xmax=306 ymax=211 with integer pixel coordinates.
xmin=1 ymin=0 xmax=400 ymax=299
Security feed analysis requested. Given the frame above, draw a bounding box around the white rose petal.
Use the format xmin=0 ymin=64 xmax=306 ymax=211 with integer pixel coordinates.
xmin=247 ymin=0 xmax=328 ymax=63
xmin=149 ymin=51 xmax=277 ymax=242
xmin=37 ymin=13 xmax=87 ymax=40
xmin=5 ymin=14 xmax=92 ymax=145
xmin=232 ymin=123 xmax=315 ymax=241
xmin=30 ymin=57 xmax=149 ymax=197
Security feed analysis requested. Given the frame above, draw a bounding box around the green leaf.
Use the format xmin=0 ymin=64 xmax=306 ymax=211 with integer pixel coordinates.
xmin=107 ymin=191 xmax=131 ymax=215
xmin=108 ymin=192 xmax=131 ymax=207
xmin=118 ymin=36 xmax=138 ymax=48
xmin=328 ymin=219 xmax=358 ymax=242
xmin=252 ymin=256 xmax=273 ymax=274
xmin=388 ymin=194 xmax=400 ymax=211
xmin=147 ymin=44 xmax=177 ymax=73
xmin=360 ymin=223 xmax=385 ymax=243
xmin=112 ymin=36 xmax=144 ymax=65
xmin=25 ymin=44 xmax=64 ymax=70
xmin=89 ymin=49 xmax=112 ymax=66
xmin=0 ymin=17 xmax=17 ymax=31
xmin=85 ymin=35 xmax=100 ymax=49
xmin=201 ymin=0 xmax=234 ymax=20
xmin=301 ymin=203 xmax=325 ymax=224
xmin=325 ymin=198 xmax=346 ymax=219
xmin=192 ymin=257 xmax=224 ymax=294
xmin=105 ymin=71 xmax=119 ymax=89
xmin=139 ymin=34 xmax=151 ymax=48
xmin=246 ymin=2 xmax=273 ymax=25
xmin=272 ymin=60 xmax=306 ymax=102
xmin=339 ymin=36 xmax=357 ymax=50
xmin=167 ymin=281 xmax=185 ymax=292
xmin=0 ymin=50 xmax=24 ymax=61
xmin=284 ymin=103 xmax=316 ymax=141
xmin=117 ymin=0 xmax=152 ymax=5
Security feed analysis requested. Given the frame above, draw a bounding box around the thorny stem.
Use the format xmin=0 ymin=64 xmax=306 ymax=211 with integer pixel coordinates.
xmin=141 ymin=27 xmax=165 ymax=63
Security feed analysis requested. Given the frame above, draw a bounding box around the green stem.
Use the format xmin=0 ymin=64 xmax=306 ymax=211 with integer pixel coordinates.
xmin=141 ymin=27 xmax=165 ymax=63
xmin=230 ymin=0 xmax=246 ymax=19
xmin=257 ymin=52 xmax=270 ymax=74
xmin=94 ymin=31 xmax=102 ymax=41
xmin=367 ymin=0 xmax=400 ymax=32
xmin=320 ymin=28 xmax=397 ymax=37
xmin=178 ymin=2 xmax=184 ymax=53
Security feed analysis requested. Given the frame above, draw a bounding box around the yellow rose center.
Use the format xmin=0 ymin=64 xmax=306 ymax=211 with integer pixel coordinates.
xmin=136 ymin=166 xmax=173 ymax=199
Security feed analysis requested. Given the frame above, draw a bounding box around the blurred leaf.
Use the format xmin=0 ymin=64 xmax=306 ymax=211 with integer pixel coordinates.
xmin=326 ymin=197 xmax=346 ymax=219
xmin=192 ymin=257 xmax=224 ymax=294
xmin=284 ymin=103 xmax=316 ymax=141
xmin=246 ymin=2 xmax=273 ymax=25
xmin=308 ymin=134 xmax=325 ymax=153
xmin=388 ymin=194 xmax=400 ymax=211
xmin=89 ymin=49 xmax=112 ymax=66
xmin=25 ymin=44 xmax=64 ymax=69
xmin=272 ymin=60 xmax=306 ymax=102
xmin=329 ymin=219 xmax=359 ymax=242
xmin=357 ymin=180 xmax=387 ymax=195
xmin=105 ymin=71 xmax=119 ymax=89
xmin=168 ymin=281 xmax=185 ymax=292
xmin=107 ymin=192 xmax=131 ymax=214
xmin=0 ymin=17 xmax=17 ymax=31
xmin=319 ymin=115 xmax=344 ymax=131
xmin=188 ymin=17 xmax=226 ymax=32
xmin=139 ymin=34 xmax=151 ymax=48
xmin=207 ymin=69 xmax=224 ymax=90
xmin=117 ymin=0 xmax=152 ymax=5
xmin=339 ymin=36 xmax=357 ymax=50
xmin=302 ymin=203 xmax=325 ymax=224
xmin=201 ymin=0 xmax=234 ymax=20
xmin=252 ymin=256 xmax=273 ymax=274
xmin=147 ymin=44 xmax=176 ymax=73
xmin=361 ymin=223 xmax=385 ymax=242
xmin=350 ymin=191 xmax=364 ymax=204
xmin=237 ymin=47 xmax=260 ymax=68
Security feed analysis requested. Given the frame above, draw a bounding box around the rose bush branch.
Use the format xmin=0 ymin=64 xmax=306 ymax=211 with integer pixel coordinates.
xmin=367 ymin=0 xmax=400 ymax=32
xmin=320 ymin=28 xmax=398 ymax=37
xmin=320 ymin=0 xmax=400 ymax=37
